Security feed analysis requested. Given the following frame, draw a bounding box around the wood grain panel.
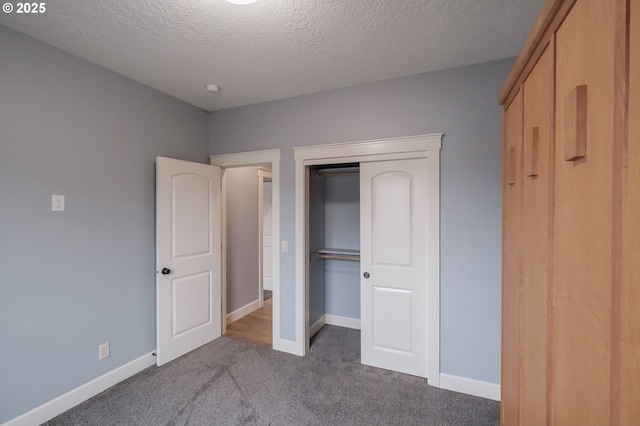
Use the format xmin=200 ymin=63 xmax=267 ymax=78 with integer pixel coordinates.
xmin=553 ymin=1 xmax=616 ymax=424
xmin=620 ymin=1 xmax=640 ymax=423
xmin=501 ymin=89 xmax=523 ymax=426
xmin=520 ymin=43 xmax=554 ymax=426
xmin=499 ymin=0 xmax=577 ymax=106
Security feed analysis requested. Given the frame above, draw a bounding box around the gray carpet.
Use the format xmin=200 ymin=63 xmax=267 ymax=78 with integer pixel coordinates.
xmin=44 ymin=326 xmax=499 ymax=425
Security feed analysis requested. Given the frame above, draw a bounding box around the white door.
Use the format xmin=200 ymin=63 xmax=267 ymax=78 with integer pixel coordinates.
xmin=262 ymin=180 xmax=273 ymax=292
xmin=360 ymin=158 xmax=428 ymax=378
xmin=156 ymin=156 xmax=222 ymax=366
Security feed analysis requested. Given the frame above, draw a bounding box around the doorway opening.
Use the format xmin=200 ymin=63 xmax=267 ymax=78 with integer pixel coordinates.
xmin=220 ymin=166 xmax=273 ymax=347
xmin=307 ymin=163 xmax=361 ymax=343
xmin=209 ymin=149 xmax=282 ymax=351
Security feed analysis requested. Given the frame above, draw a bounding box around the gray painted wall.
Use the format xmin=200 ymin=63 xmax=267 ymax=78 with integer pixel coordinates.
xmin=324 ymin=174 xmax=360 ymax=319
xmin=309 ymin=172 xmax=360 ymax=325
xmin=209 ymin=58 xmax=510 ymax=384
xmin=0 ymin=26 xmax=209 ymax=423
xmin=224 ymin=167 xmax=260 ymax=312
xmin=308 ymin=172 xmax=326 ymax=326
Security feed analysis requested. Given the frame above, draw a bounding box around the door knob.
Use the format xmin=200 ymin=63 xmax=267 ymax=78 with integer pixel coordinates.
xmin=161 ymin=268 xmax=172 ymax=275
xmin=363 ymin=272 xmax=370 ymax=279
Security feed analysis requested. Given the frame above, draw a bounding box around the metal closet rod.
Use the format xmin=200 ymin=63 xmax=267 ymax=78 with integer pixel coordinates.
xmin=315 ymin=253 xmax=360 ymax=261
xmin=311 ymin=248 xmax=360 ymax=262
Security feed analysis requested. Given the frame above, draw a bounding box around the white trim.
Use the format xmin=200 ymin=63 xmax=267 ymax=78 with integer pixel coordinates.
xmin=293 ymin=133 xmax=442 ymax=382
xmin=258 ymin=169 xmax=273 ymax=306
xmin=226 ymin=299 xmax=261 ymax=324
xmin=310 ymin=316 xmax=325 ymax=338
xmin=210 ymin=149 xmax=281 ymax=167
xmin=325 ymin=314 xmax=361 ymax=330
xmin=426 ymin=145 xmax=442 ymax=386
xmin=220 ymin=170 xmax=228 ymax=333
xmin=274 ymin=339 xmax=303 ymax=356
xmin=4 ymin=352 xmax=156 ymax=426
xmin=310 ymin=315 xmax=361 ymax=339
xmin=209 ymin=149 xmax=284 ymax=352
xmin=439 ymin=373 xmax=501 ymax=401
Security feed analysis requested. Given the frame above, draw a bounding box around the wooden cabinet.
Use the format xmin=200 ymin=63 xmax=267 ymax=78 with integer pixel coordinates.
xmin=501 ymin=88 xmax=522 ymax=426
xmin=499 ymin=1 xmax=638 ymax=424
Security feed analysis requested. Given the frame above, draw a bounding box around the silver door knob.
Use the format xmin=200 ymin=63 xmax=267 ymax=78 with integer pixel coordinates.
xmin=363 ymin=272 xmax=370 ymax=279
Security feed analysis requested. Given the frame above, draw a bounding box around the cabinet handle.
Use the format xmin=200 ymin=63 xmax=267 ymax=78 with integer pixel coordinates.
xmin=526 ymin=126 xmax=539 ymax=177
xmin=507 ymin=147 xmax=516 ymax=186
xmin=564 ymin=85 xmax=587 ymax=161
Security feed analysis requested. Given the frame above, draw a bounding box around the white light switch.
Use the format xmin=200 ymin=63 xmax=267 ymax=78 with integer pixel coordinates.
xmin=52 ymin=195 xmax=65 ymax=211
xmin=281 ymin=240 xmax=288 ymax=252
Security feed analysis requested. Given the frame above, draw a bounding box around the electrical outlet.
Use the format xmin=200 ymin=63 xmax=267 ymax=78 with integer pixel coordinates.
xmin=99 ymin=342 xmax=110 ymax=360
xmin=52 ymin=195 xmax=65 ymax=211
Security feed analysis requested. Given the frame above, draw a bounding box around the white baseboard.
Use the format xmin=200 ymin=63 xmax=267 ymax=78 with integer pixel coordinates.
xmin=5 ymin=352 xmax=156 ymax=426
xmin=439 ymin=373 xmax=500 ymax=401
xmin=309 ymin=317 xmax=326 ymax=338
xmin=273 ymin=338 xmax=303 ymax=356
xmin=309 ymin=314 xmax=360 ymax=339
xmin=325 ymin=314 xmax=360 ymax=330
xmin=226 ymin=299 xmax=261 ymax=324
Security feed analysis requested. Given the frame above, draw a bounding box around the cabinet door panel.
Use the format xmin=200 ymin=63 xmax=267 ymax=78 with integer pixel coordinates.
xmin=501 ymin=90 xmax=523 ymax=426
xmin=520 ymin=43 xmax=554 ymax=426
xmin=621 ymin=2 xmax=640 ymax=423
xmin=553 ymin=1 xmax=617 ymax=424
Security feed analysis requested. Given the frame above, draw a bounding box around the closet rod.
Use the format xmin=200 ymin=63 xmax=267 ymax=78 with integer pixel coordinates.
xmin=315 ymin=253 xmax=360 ymax=262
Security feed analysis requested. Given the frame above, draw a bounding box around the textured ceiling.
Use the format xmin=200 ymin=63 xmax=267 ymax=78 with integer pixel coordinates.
xmin=0 ymin=0 xmax=544 ymax=112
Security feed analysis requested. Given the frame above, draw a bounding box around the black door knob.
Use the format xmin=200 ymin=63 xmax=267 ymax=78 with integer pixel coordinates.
xmin=363 ymin=272 xmax=370 ymax=279
xmin=161 ymin=268 xmax=172 ymax=275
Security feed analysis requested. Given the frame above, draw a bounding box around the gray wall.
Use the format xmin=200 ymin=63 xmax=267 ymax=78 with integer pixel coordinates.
xmin=209 ymin=58 xmax=510 ymax=384
xmin=224 ymin=167 xmax=260 ymax=312
xmin=324 ymin=174 xmax=360 ymax=319
xmin=0 ymin=26 xmax=209 ymax=423
xmin=308 ymin=172 xmax=326 ymax=326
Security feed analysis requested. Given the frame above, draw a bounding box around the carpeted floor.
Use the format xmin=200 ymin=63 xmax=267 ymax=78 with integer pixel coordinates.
xmin=44 ymin=326 xmax=499 ymax=425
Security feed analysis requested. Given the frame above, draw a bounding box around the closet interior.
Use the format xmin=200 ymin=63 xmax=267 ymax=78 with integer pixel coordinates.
xmin=308 ymin=163 xmax=361 ymax=340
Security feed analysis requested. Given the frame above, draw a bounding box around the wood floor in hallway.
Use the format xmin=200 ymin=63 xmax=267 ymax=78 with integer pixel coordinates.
xmin=224 ymin=298 xmax=272 ymax=347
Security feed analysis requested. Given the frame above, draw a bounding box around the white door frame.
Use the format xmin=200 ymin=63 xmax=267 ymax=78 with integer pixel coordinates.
xmin=258 ymin=168 xmax=273 ymax=306
xmin=209 ymin=149 xmax=283 ymax=350
xmin=293 ymin=134 xmax=442 ymax=386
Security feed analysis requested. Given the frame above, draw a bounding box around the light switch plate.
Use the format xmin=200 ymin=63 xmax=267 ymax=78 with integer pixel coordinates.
xmin=52 ymin=195 xmax=65 ymax=211
xmin=281 ymin=240 xmax=288 ymax=252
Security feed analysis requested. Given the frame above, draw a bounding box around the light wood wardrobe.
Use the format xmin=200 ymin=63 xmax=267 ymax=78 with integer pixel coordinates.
xmin=499 ymin=0 xmax=639 ymax=425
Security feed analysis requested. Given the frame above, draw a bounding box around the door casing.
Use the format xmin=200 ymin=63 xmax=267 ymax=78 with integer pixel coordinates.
xmin=293 ymin=134 xmax=442 ymax=386
xmin=209 ymin=149 xmax=283 ymax=349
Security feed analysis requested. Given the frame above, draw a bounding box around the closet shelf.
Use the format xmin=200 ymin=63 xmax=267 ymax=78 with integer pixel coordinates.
xmin=312 ymin=248 xmax=360 ymax=262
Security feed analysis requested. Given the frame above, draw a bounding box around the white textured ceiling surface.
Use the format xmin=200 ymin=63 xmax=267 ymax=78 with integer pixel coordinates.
xmin=0 ymin=0 xmax=544 ymax=111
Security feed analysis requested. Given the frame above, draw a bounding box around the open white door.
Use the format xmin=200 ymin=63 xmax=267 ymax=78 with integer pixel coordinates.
xmin=156 ymin=156 xmax=222 ymax=366
xmin=360 ymin=158 xmax=428 ymax=378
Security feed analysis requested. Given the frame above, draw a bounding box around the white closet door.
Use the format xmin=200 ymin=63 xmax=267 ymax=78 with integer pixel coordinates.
xmin=360 ymin=158 xmax=428 ymax=378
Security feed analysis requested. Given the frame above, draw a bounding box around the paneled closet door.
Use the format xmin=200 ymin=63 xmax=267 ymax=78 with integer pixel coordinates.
xmin=360 ymin=158 xmax=428 ymax=378
xmin=553 ymin=1 xmax=617 ymax=424
xmin=501 ymin=89 xmax=523 ymax=426
xmin=520 ymin=42 xmax=554 ymax=425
